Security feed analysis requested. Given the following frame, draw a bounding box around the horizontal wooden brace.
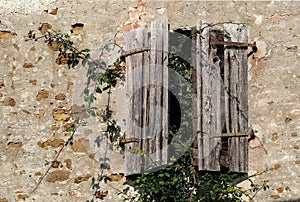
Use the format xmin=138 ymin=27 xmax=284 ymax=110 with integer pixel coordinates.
xmin=121 ymin=47 xmax=150 ymax=57
xmin=211 ymin=130 xmax=254 ymax=138
xmin=119 ymin=137 xmax=139 ymax=145
xmin=210 ymin=40 xmax=256 ymax=48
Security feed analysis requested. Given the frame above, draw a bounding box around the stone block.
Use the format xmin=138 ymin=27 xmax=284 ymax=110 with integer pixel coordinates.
xmin=3 ymin=97 xmax=16 ymax=106
xmin=38 ymin=139 xmax=65 ymax=148
xmin=71 ymin=138 xmax=89 ymax=153
xmin=52 ymin=108 xmax=71 ymax=121
xmin=0 ymin=31 xmax=17 ymax=40
xmin=46 ymin=170 xmax=71 ymax=183
xmin=36 ymin=89 xmax=49 ymax=101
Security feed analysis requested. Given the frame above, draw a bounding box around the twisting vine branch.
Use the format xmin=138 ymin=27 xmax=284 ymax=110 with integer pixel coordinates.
xmin=25 ymin=25 xmax=127 ymax=200
xmin=29 ymin=118 xmax=84 ymax=196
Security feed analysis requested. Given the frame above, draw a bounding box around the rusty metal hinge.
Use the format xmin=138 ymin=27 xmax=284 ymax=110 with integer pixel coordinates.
xmin=210 ymin=41 xmax=258 ymax=57
xmin=119 ymin=137 xmax=139 ymax=145
xmin=121 ymin=47 xmax=150 ymax=57
xmin=211 ymin=130 xmax=255 ymax=139
xmin=210 ymin=40 xmax=256 ymax=47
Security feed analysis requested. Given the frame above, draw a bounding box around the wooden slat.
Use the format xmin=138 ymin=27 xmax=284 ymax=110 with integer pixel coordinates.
xmin=224 ymin=23 xmax=248 ymax=173
xmin=200 ymin=23 xmax=213 ymax=170
xmin=192 ymin=22 xmax=203 ymax=169
xmin=147 ymin=17 xmax=169 ymax=170
xmin=193 ymin=22 xmax=222 ymax=171
xmin=125 ymin=29 xmax=134 ymax=175
xmin=142 ymin=28 xmax=150 ymax=172
xmin=161 ymin=18 xmax=169 ymax=165
xmin=191 ymin=27 xmax=199 ymax=167
xmin=125 ymin=27 xmax=147 ymax=175
xmin=152 ymin=19 xmax=163 ymax=164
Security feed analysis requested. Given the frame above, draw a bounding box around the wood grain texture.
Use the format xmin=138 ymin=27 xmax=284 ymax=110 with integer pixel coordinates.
xmin=125 ymin=27 xmax=145 ymax=175
xmin=224 ymin=23 xmax=248 ymax=173
xmin=125 ymin=17 xmax=169 ymax=175
xmin=192 ymin=22 xmax=248 ymax=173
xmin=192 ymin=21 xmax=222 ymax=171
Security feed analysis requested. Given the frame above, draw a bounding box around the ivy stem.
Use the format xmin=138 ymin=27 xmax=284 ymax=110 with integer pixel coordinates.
xmin=28 ymin=119 xmax=83 ymax=197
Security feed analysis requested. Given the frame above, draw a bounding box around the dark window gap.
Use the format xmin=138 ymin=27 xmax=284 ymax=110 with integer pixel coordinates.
xmin=168 ymin=29 xmax=192 ymax=136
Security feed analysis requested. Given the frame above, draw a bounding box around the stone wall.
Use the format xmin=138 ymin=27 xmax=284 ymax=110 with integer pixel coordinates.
xmin=0 ymin=1 xmax=299 ymax=201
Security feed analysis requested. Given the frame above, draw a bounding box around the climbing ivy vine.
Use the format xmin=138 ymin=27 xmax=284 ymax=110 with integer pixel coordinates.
xmin=25 ymin=25 xmax=126 ymax=201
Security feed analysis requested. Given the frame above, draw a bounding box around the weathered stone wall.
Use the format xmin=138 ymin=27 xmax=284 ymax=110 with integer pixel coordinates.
xmin=0 ymin=1 xmax=299 ymax=201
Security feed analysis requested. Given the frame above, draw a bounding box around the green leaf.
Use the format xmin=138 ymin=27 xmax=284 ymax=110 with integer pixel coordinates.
xmin=100 ymin=61 xmax=106 ymax=68
xmin=84 ymin=88 xmax=89 ymax=96
xmin=71 ymin=59 xmax=79 ymax=68
xmin=102 ymin=86 xmax=110 ymax=91
xmin=81 ymin=121 xmax=88 ymax=126
xmin=84 ymin=96 xmax=89 ymax=102
xmin=81 ymin=49 xmax=90 ymax=52
xmin=74 ymin=117 xmax=81 ymax=124
xmin=89 ymin=93 xmax=95 ymax=103
xmin=87 ymin=109 xmax=96 ymax=117
xmin=96 ymin=87 xmax=102 ymax=93
xmin=87 ymin=61 xmax=96 ymax=75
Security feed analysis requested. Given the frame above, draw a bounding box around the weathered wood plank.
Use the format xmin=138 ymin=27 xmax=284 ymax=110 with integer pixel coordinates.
xmin=200 ymin=22 xmax=211 ymax=170
xmin=147 ymin=17 xmax=169 ymax=170
xmin=125 ymin=29 xmax=134 ymax=175
xmin=191 ymin=27 xmax=199 ymax=167
xmin=224 ymin=23 xmax=248 ymax=173
xmin=148 ymin=22 xmax=159 ymax=169
xmin=152 ymin=19 xmax=163 ymax=164
xmin=224 ymin=48 xmax=231 ymax=133
xmin=192 ymin=22 xmax=203 ymax=169
xmin=125 ymin=27 xmax=147 ymax=175
xmin=161 ymin=18 xmax=169 ymax=165
xmin=209 ymin=47 xmax=222 ymax=170
xmin=141 ymin=26 xmax=150 ymax=172
xmin=193 ymin=22 xmax=222 ymax=171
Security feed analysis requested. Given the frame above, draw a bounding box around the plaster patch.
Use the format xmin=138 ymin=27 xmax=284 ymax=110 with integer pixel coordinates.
xmin=254 ymin=14 xmax=263 ymax=25
xmin=0 ymin=0 xmax=56 ymax=14
xmin=253 ymin=40 xmax=267 ymax=58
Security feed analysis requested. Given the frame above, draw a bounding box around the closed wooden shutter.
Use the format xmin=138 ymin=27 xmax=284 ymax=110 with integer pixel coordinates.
xmin=125 ymin=17 xmax=169 ymax=175
xmin=192 ymin=22 xmax=249 ymax=173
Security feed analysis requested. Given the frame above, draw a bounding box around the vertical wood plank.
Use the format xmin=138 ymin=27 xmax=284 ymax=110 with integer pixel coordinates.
xmin=193 ymin=22 xmax=221 ymax=171
xmin=148 ymin=21 xmax=159 ymax=169
xmin=153 ymin=19 xmax=163 ymax=164
xmin=191 ymin=27 xmax=199 ymax=166
xmin=125 ymin=27 xmax=148 ymax=175
xmin=193 ymin=21 xmax=204 ymax=170
xmin=224 ymin=50 xmax=231 ymax=133
xmin=147 ymin=17 xmax=169 ymax=170
xmin=224 ymin=23 xmax=248 ymax=173
xmin=125 ymin=30 xmax=134 ymax=174
xmin=141 ymin=26 xmax=150 ymax=172
xmin=200 ymin=22 xmax=211 ymax=170
xmin=161 ymin=18 xmax=169 ymax=165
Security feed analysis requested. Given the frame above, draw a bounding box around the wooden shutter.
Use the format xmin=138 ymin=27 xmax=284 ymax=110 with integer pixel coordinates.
xmin=125 ymin=17 xmax=169 ymax=175
xmin=192 ymin=22 xmax=248 ymax=173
